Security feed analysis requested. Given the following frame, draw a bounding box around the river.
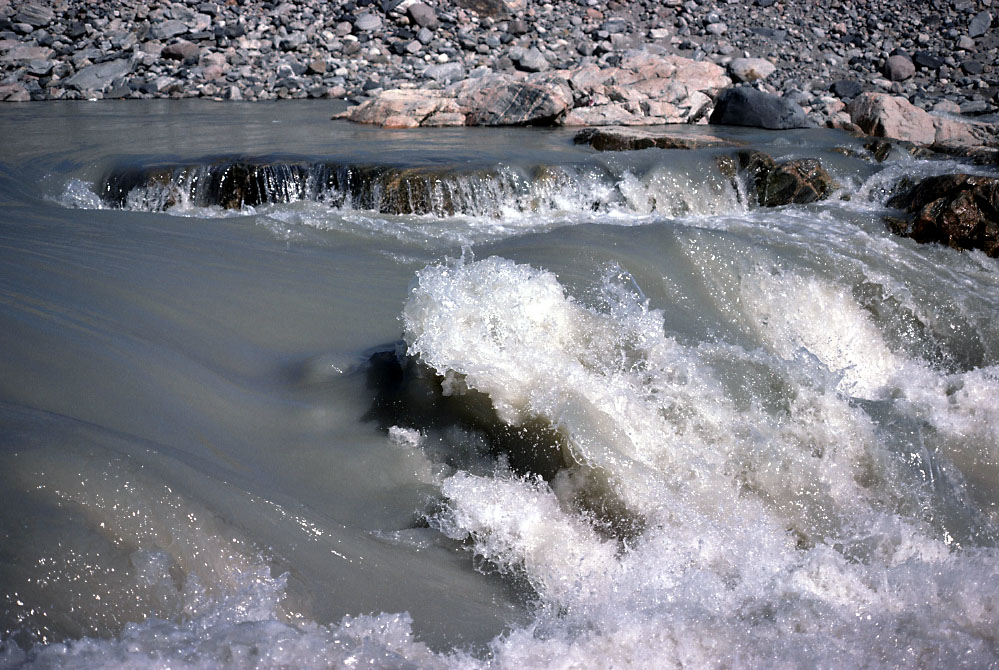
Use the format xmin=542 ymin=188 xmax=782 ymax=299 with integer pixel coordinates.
xmin=1 ymin=100 xmax=997 ymax=668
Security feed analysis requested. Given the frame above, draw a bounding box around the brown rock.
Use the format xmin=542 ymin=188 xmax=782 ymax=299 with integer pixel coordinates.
xmin=759 ymin=159 xmax=835 ymax=207
xmin=161 ymin=40 xmax=201 ymax=64
xmin=728 ymin=151 xmax=835 ymax=207
xmin=886 ymin=174 xmax=999 ymax=257
xmin=573 ymin=127 xmax=741 ymax=151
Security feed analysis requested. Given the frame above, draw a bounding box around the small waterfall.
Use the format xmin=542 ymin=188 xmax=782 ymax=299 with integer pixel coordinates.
xmin=96 ymin=156 xmax=745 ymax=219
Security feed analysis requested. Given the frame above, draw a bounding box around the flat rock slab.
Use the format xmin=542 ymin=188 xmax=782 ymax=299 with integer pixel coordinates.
xmin=64 ymin=58 xmax=133 ymax=92
xmin=573 ymin=127 xmax=743 ymax=151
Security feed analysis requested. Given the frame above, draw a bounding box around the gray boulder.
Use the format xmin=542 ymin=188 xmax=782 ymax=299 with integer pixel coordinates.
xmin=709 ymin=87 xmax=810 ymax=130
xmin=511 ymin=47 xmax=548 ymax=73
xmin=424 ymin=62 xmax=465 ymax=84
xmin=969 ymin=11 xmax=992 ymax=38
xmin=457 ymin=75 xmax=572 ymax=126
xmin=64 ymin=59 xmax=133 ymax=93
xmin=150 ymin=20 xmax=189 ymax=40
xmin=884 ymin=54 xmax=915 ymax=81
xmin=407 ymin=3 xmax=439 ymax=30
xmin=13 ymin=3 xmax=54 ymax=27
xmin=886 ymin=174 xmax=999 ymax=257
xmin=353 ymin=13 xmax=382 ymax=32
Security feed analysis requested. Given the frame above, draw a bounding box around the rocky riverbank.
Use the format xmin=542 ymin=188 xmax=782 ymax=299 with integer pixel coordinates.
xmin=1 ymin=0 xmax=997 ymax=127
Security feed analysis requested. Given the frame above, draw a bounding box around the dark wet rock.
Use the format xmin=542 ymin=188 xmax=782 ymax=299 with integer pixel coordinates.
xmin=573 ymin=127 xmax=741 ymax=151
xmin=98 ymin=158 xmax=528 ymax=217
xmin=863 ymin=138 xmax=934 ymax=162
xmin=728 ymin=150 xmax=834 ymax=207
xmin=709 ymin=87 xmax=810 ymax=130
xmin=886 ymin=174 xmax=999 ymax=257
xmin=759 ymin=159 xmax=835 ymax=206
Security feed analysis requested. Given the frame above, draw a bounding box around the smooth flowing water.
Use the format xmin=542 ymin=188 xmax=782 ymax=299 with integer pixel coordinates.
xmin=1 ymin=100 xmax=997 ymax=668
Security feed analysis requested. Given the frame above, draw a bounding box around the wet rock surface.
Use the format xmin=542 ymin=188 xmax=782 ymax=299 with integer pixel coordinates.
xmin=573 ymin=126 xmax=740 ymax=151
xmin=887 ymin=174 xmax=999 ymax=257
xmin=0 ymin=0 xmax=997 ymax=132
xmin=716 ymin=150 xmax=835 ymax=207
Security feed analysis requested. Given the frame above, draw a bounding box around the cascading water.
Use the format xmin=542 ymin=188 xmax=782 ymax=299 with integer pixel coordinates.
xmin=2 ymin=100 xmax=997 ymax=669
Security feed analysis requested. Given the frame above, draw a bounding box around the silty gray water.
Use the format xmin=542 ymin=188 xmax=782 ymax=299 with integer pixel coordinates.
xmin=1 ymin=101 xmax=997 ymax=668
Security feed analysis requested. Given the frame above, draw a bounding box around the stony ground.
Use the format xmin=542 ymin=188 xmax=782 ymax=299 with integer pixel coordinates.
xmin=1 ymin=0 xmax=997 ymax=124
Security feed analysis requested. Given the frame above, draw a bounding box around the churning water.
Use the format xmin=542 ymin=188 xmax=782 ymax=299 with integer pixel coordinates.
xmin=1 ymin=101 xmax=997 ymax=668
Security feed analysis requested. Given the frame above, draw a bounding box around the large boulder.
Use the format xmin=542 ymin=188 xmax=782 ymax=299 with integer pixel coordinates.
xmin=336 ymin=88 xmax=466 ymax=127
xmin=886 ymin=174 xmax=999 ymax=257
xmin=848 ymin=92 xmax=936 ymax=145
xmin=709 ymin=87 xmax=811 ymax=130
xmin=848 ymin=92 xmax=998 ymax=151
xmin=455 ymin=74 xmax=572 ymax=126
xmin=338 ymin=53 xmax=730 ymax=128
xmin=13 ymin=3 xmax=54 ymax=27
xmin=64 ymin=59 xmax=133 ymax=93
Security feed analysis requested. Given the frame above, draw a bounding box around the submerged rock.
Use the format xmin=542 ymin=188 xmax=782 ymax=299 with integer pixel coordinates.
xmin=886 ymin=174 xmax=999 ymax=257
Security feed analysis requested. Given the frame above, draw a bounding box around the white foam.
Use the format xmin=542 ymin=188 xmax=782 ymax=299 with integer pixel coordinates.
xmin=399 ymin=256 xmax=999 ymax=668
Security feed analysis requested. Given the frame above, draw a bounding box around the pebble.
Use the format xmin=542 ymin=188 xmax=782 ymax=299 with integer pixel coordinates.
xmin=0 ymin=0 xmax=994 ymax=122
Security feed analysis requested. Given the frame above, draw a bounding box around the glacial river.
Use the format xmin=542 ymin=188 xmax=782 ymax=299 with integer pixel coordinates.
xmin=1 ymin=100 xmax=997 ymax=668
